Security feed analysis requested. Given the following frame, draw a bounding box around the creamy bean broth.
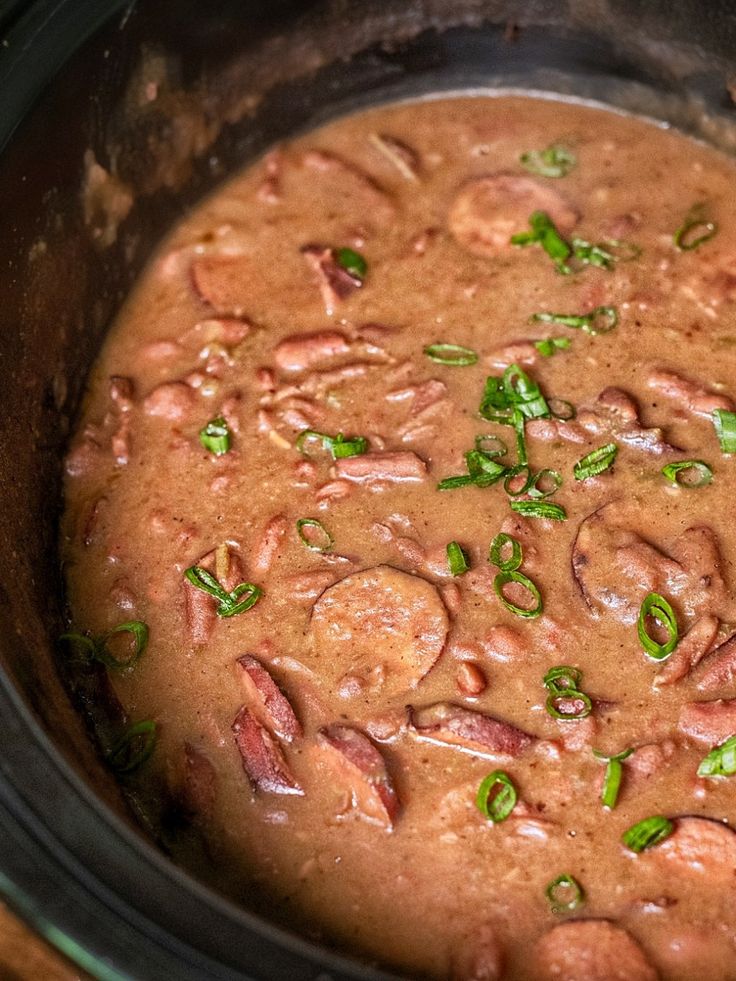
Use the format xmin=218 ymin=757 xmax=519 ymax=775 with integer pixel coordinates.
xmin=61 ymin=95 xmax=736 ymax=980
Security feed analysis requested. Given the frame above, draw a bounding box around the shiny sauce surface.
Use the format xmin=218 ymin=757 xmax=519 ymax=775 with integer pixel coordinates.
xmin=62 ymin=96 xmax=736 ymax=980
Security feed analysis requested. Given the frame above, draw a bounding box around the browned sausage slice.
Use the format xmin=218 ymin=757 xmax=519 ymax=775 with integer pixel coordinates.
xmin=646 ymin=367 xmax=734 ymax=418
xmin=696 ymin=631 xmax=736 ymax=692
xmin=334 ymin=451 xmax=428 ymax=483
xmin=273 ymin=331 xmax=352 ymax=373
xmin=533 ymin=921 xmax=657 ymax=981
xmin=236 ymin=654 xmax=303 ymax=743
xmin=316 ymin=724 xmax=398 ymax=828
xmin=679 ymin=698 xmax=736 ymax=744
xmin=408 ymin=702 xmax=535 ymax=759
xmin=649 ymin=816 xmax=736 ymax=884
xmin=653 ymin=615 xmax=720 ymax=687
xmin=448 ymin=174 xmax=578 ymax=258
xmin=310 ymin=565 xmax=448 ymax=698
xmin=231 ymin=706 xmax=303 ymax=796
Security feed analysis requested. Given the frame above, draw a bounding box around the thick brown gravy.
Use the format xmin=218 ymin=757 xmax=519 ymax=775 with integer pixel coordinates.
xmin=61 ymin=95 xmax=736 ymax=979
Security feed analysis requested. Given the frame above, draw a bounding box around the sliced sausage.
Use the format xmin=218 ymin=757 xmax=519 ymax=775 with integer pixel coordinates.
xmin=252 ymin=514 xmax=287 ymax=575
xmin=231 ymin=706 xmax=303 ymax=796
xmin=334 ymin=451 xmax=427 ymax=483
xmin=696 ymin=631 xmax=736 ymax=692
xmin=654 ymin=615 xmax=720 ymax=687
xmin=408 ymin=702 xmax=535 ymax=759
xmin=236 ymin=655 xmax=302 ymax=743
xmin=315 ymin=724 xmax=398 ymax=828
xmin=646 ymin=366 xmax=734 ymax=418
xmin=273 ymin=331 xmax=351 ymax=374
xmin=649 ymin=816 xmax=736 ymax=884
xmin=448 ymin=174 xmax=578 ymax=258
xmin=301 ymin=245 xmax=362 ymax=315
xmin=310 ymin=565 xmax=448 ymax=698
xmin=533 ymin=920 xmax=657 ymax=981
xmin=679 ymin=698 xmax=736 ymax=745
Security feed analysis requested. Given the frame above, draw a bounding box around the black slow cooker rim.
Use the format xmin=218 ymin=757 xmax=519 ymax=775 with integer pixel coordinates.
xmin=3 ymin=1 xmax=736 ymax=978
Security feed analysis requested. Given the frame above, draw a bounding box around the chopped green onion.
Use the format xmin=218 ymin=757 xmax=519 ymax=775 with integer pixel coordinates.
xmin=548 ymin=397 xmax=576 ymax=420
xmin=424 ymin=343 xmax=478 ymax=366
xmin=510 ymin=500 xmax=567 ymax=521
xmin=296 ymin=517 xmax=333 ymax=553
xmin=661 ymin=460 xmax=713 ymax=488
xmin=476 ymin=770 xmax=518 ymax=823
xmin=489 ymin=532 xmax=523 ymax=572
xmin=571 ymin=239 xmax=616 ymax=269
xmin=593 ymin=748 xmax=633 ymax=809
xmin=447 ymin=541 xmax=470 ymax=576
xmin=493 ymin=569 xmax=543 ymax=619
xmin=199 ymin=416 xmax=231 ymax=456
xmin=504 ymin=364 xmax=550 ymax=420
xmin=335 ymin=246 xmax=367 ymax=279
xmin=520 ymin=144 xmax=576 ymax=178
xmin=674 ymin=205 xmax=718 ymax=251
xmin=184 ymin=566 xmax=262 ymax=617
xmin=697 ymin=735 xmax=736 ymax=778
xmin=543 ymin=665 xmax=583 ymax=693
xmin=545 ymin=874 xmax=584 ymax=914
xmin=528 ymin=468 xmax=562 ymax=499
xmin=544 ymin=665 xmax=592 ymax=721
xmin=107 ymin=720 xmax=157 ymax=774
xmin=574 ymin=442 xmax=618 ymax=480
xmin=532 ymin=306 xmax=618 ymax=336
xmin=713 ymin=409 xmax=736 ymax=454
xmin=511 ymin=210 xmax=573 ymax=274
xmin=503 ymin=464 xmax=533 ymax=497
xmin=60 ymin=620 xmax=149 ymax=673
xmin=331 ymin=434 xmax=369 ymax=458
xmin=546 ymin=689 xmax=592 ymax=721
xmin=534 ymin=337 xmax=571 ymax=357
xmin=513 ymin=407 xmax=528 ymax=466
xmin=296 ymin=429 xmax=368 ymax=459
xmin=638 ymin=592 xmax=678 ymax=661
xmin=622 ymin=815 xmax=674 ymax=853
xmin=466 ymin=450 xmax=508 ymax=487
xmin=438 ymin=474 xmax=475 ymax=491
xmin=475 ymin=434 xmax=508 ymax=458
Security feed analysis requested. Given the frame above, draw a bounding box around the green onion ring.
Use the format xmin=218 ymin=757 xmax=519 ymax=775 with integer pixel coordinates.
xmin=622 ymin=815 xmax=674 ymax=853
xmin=489 ymin=532 xmax=523 ymax=572
xmin=528 ymin=468 xmax=562 ymax=499
xmin=296 ymin=518 xmax=334 ymax=553
xmin=697 ymin=735 xmax=736 ymax=778
xmin=504 ymin=464 xmax=533 ymax=497
xmin=493 ymin=570 xmax=543 ymax=619
xmin=545 ymin=874 xmax=584 ymax=914
xmin=424 ymin=343 xmax=479 ymax=366
xmin=661 ymin=460 xmax=713 ymax=488
xmin=335 ymin=246 xmax=367 ymax=278
xmin=476 ymin=770 xmax=518 ymax=823
xmin=637 ymin=592 xmax=678 ymax=661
